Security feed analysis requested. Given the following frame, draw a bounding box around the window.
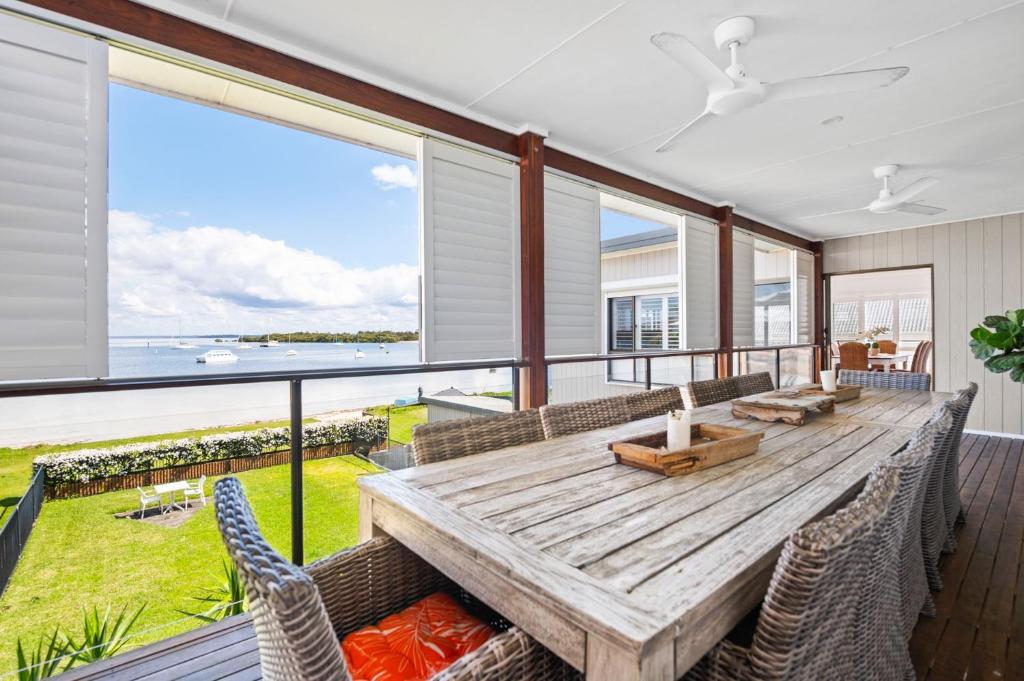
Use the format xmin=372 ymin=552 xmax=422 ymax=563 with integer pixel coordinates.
xmin=611 ymin=298 xmax=635 ymax=351
xmin=754 ymin=282 xmax=791 ymax=346
xmin=608 ymin=294 xmax=680 ymax=352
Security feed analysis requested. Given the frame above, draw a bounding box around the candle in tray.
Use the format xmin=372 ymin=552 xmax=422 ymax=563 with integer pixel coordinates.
xmin=820 ymin=369 xmax=838 ymax=393
xmin=667 ymin=409 xmax=691 ymax=451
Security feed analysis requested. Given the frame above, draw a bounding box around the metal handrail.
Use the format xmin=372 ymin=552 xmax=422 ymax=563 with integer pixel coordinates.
xmin=543 ymin=343 xmax=818 ymax=365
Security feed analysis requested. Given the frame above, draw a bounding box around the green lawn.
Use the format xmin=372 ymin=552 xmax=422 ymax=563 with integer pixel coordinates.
xmin=0 ymin=455 xmax=379 ymax=675
xmin=365 ymin=404 xmax=427 ymax=444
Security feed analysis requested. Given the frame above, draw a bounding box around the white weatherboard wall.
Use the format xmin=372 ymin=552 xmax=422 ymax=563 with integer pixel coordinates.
xmin=824 ymin=212 xmax=1024 ymax=434
xmin=420 ymin=139 xmax=519 ymax=362
xmin=544 ymin=174 xmax=600 ymax=356
xmin=0 ymin=14 xmax=108 ymax=380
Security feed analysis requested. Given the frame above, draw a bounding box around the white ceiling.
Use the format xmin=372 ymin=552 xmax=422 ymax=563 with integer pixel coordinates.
xmin=132 ymin=0 xmax=1024 ymax=240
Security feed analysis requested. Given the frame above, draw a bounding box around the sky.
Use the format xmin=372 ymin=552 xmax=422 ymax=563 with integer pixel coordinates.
xmin=108 ymin=83 xmax=420 ymax=336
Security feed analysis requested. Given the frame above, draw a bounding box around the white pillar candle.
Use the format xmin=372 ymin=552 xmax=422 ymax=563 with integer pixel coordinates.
xmin=820 ymin=369 xmax=838 ymax=393
xmin=667 ymin=409 xmax=691 ymax=451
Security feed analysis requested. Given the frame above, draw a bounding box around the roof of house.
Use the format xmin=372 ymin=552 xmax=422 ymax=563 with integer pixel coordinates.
xmin=601 ymin=227 xmax=677 ymax=254
xmin=419 ymin=394 xmax=514 ymax=416
xmin=431 ymin=387 xmax=468 ymax=396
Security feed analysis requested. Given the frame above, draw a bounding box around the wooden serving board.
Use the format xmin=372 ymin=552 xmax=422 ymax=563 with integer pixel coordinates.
xmin=608 ymin=424 xmax=764 ymax=477
xmin=730 ymin=390 xmax=835 ymax=425
xmin=796 ymin=383 xmax=862 ymax=403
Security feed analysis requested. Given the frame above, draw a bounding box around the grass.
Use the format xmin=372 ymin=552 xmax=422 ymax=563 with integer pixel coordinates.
xmin=365 ymin=404 xmax=427 ymax=444
xmin=0 ymin=455 xmax=379 ymax=674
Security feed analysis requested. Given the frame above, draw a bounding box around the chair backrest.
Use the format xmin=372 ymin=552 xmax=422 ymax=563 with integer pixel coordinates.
xmin=876 ymin=339 xmax=897 ymax=354
xmin=623 ymin=386 xmax=684 ymax=421
xmin=940 ymin=384 xmax=977 ymax=542
xmin=911 ymin=402 xmax=959 ymax=593
xmin=412 ymin=408 xmax=544 ymax=466
xmin=137 ymin=486 xmax=147 ymax=496
xmin=838 ymin=342 xmax=869 ymax=371
xmin=539 ymin=395 xmax=631 ymax=439
xmin=198 ymin=474 xmax=206 ymax=486
xmin=838 ymin=369 xmax=931 ymax=391
xmin=734 ymin=372 xmax=775 ymax=397
xmin=745 ymin=467 xmax=900 ymax=681
xmin=214 ymin=478 xmax=347 ymax=681
xmin=911 ymin=340 xmax=933 ymax=373
xmin=684 ymin=376 xmax=741 ymax=408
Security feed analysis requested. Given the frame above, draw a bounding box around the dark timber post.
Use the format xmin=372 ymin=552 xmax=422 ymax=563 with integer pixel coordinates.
xmin=518 ymin=131 xmax=546 ymax=409
xmin=716 ymin=206 xmax=734 ymax=378
xmin=812 ymin=241 xmax=826 ymax=371
xmin=289 ymin=379 xmax=303 ymax=565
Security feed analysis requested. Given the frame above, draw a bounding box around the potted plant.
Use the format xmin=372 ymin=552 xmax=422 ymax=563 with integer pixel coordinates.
xmin=969 ymin=310 xmax=1024 ymax=382
xmin=858 ymin=325 xmax=890 ymax=357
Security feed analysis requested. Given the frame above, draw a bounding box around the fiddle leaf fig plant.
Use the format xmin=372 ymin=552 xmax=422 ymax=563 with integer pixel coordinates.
xmin=970 ymin=310 xmax=1024 ymax=383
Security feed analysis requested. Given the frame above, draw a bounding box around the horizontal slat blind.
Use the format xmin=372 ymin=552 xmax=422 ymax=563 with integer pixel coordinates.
xmin=795 ymin=249 xmax=814 ymax=343
xmin=544 ymin=174 xmax=599 ymax=356
xmin=682 ymin=216 xmax=718 ymax=349
xmin=733 ymin=230 xmax=755 ymax=347
xmin=0 ymin=15 xmax=107 ymax=380
xmin=420 ymin=139 xmax=519 ymax=362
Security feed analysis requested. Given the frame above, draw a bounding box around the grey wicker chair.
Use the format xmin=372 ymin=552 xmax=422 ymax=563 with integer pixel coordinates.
xmin=624 ymin=386 xmax=685 ymax=421
xmin=733 ymin=372 xmax=774 ymax=397
xmin=911 ymin=403 xmax=958 ymax=592
xmin=943 ymin=383 xmax=977 ymax=545
xmin=214 ymin=478 xmax=580 ymax=681
xmin=837 ymin=369 xmax=931 ymax=390
xmin=684 ymin=467 xmax=901 ymax=681
xmin=539 ymin=395 xmax=631 ymax=439
xmin=684 ymin=377 xmax=741 ymax=408
xmin=412 ymin=409 xmax=545 ymax=466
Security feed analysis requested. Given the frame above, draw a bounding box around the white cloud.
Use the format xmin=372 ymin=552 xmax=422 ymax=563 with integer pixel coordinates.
xmin=370 ymin=163 xmax=417 ymax=191
xmin=107 ymin=210 xmax=419 ymax=335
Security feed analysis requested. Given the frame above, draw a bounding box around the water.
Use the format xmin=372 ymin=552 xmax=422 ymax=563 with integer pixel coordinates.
xmin=0 ymin=338 xmax=513 ymax=447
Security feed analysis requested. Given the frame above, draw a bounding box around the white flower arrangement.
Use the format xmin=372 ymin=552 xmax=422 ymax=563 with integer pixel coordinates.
xmin=856 ymin=325 xmax=891 ymax=342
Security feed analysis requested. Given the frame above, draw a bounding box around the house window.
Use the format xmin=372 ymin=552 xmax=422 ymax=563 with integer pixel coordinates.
xmin=608 ymin=294 xmax=680 ymax=352
xmin=611 ymin=297 xmax=635 ymax=351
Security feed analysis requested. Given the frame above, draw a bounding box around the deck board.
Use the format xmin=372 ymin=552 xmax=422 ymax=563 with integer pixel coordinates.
xmin=58 ymin=431 xmax=1022 ymax=681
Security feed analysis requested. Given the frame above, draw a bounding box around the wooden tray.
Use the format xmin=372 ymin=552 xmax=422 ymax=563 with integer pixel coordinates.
xmin=608 ymin=424 xmax=763 ymax=477
xmin=731 ymin=390 xmax=835 ymax=425
xmin=796 ymin=383 xmax=862 ymax=403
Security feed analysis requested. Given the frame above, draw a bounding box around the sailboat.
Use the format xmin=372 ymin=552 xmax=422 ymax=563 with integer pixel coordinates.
xmin=259 ymin=332 xmax=279 ymax=348
xmin=173 ymin=318 xmax=196 ymax=349
xmin=355 ymin=348 xmax=366 ymax=359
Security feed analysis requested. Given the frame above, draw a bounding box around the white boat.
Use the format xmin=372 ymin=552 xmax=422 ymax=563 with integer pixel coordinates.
xmin=196 ymin=349 xmax=238 ymax=364
xmin=237 ymin=343 xmax=253 ymax=349
xmin=378 ymin=343 xmax=385 ymax=349
xmin=355 ymin=349 xmax=366 ymax=359
xmin=259 ymin=333 xmax=279 ymax=347
xmin=173 ymin=318 xmax=196 ymax=349
xmin=286 ymin=349 xmax=298 ymax=357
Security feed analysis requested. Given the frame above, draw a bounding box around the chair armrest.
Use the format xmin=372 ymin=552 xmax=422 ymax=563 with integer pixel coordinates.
xmin=434 ymin=627 xmax=579 ymax=681
xmin=304 ymin=536 xmax=451 ymax=637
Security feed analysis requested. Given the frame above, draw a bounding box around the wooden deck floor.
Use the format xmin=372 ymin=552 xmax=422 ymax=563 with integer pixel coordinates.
xmin=60 ymin=434 xmax=1023 ymax=681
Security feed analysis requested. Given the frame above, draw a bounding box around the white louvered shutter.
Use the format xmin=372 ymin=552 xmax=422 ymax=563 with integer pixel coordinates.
xmin=680 ymin=216 xmax=718 ymax=350
xmin=0 ymin=15 xmax=108 ymax=380
xmin=544 ymin=174 xmax=599 ymax=356
xmin=794 ymin=249 xmax=815 ymax=344
xmin=733 ymin=230 xmax=755 ymax=347
xmin=420 ymin=139 xmax=519 ymax=362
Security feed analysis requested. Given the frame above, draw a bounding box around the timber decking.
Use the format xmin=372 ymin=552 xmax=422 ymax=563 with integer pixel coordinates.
xmin=58 ymin=431 xmax=1021 ymax=681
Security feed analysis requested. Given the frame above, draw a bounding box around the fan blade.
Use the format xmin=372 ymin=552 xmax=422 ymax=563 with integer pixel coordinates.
xmin=655 ymin=111 xmax=714 ymax=153
xmin=897 ymin=203 xmax=945 ymax=216
xmin=799 ymin=206 xmax=869 ymax=220
xmin=890 ymin=177 xmax=938 ymax=205
xmin=651 ymin=33 xmax=733 ymax=92
xmin=764 ymin=66 xmax=909 ymax=103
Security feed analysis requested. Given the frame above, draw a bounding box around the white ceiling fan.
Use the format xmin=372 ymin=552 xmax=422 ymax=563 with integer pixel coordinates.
xmin=802 ymin=164 xmax=945 ymax=219
xmin=650 ymin=16 xmax=909 ymax=153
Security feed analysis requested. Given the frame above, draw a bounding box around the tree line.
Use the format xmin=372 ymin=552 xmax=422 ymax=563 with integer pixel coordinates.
xmin=237 ymin=330 xmax=419 ymax=343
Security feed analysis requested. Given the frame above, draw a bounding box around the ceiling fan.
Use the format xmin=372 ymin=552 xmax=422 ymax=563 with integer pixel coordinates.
xmin=802 ymin=165 xmax=945 ymax=219
xmin=650 ymin=16 xmax=909 ymax=153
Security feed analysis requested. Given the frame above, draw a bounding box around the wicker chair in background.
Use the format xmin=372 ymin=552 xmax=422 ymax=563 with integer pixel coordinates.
xmin=412 ymin=409 xmax=545 ymax=466
xmin=912 ymin=403 xmax=959 ymax=592
xmin=734 ymin=372 xmax=775 ymax=397
xmin=838 ymin=369 xmax=931 ymax=391
xmin=877 ymin=339 xmax=898 ymax=354
xmin=624 ymin=386 xmax=684 ymax=420
xmin=684 ymin=376 xmax=741 ymax=409
xmin=894 ymin=340 xmax=933 ymax=374
xmin=837 ymin=342 xmax=869 ymax=371
xmin=943 ymin=383 xmax=977 ymax=538
xmin=539 ymin=394 xmax=631 ymax=439
xmin=213 ymin=478 xmax=579 ymax=681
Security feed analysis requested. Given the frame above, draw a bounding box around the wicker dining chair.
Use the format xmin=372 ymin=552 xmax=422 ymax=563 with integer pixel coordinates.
xmin=876 ymin=339 xmax=898 ymax=355
xmin=214 ymin=478 xmax=579 ymax=681
xmin=734 ymin=372 xmax=775 ymax=397
xmin=624 ymin=386 xmax=685 ymax=421
xmin=837 ymin=342 xmax=869 ymax=371
xmin=903 ymin=340 xmax=933 ymax=373
xmin=937 ymin=384 xmax=976 ymax=553
xmin=539 ymin=394 xmax=631 ymax=439
xmin=910 ymin=403 xmax=958 ymax=592
xmin=837 ymin=369 xmax=931 ymax=391
xmin=412 ymin=409 xmax=545 ymax=466
xmin=684 ymin=376 xmax=741 ymax=409
xmin=684 ymin=468 xmax=901 ymax=681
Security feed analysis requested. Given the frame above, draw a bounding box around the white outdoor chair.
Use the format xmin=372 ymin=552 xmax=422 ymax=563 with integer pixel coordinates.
xmin=137 ymin=486 xmax=162 ymax=517
xmin=184 ymin=475 xmax=207 ymax=508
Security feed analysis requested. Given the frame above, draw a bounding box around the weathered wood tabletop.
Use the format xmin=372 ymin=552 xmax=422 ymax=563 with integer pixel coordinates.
xmin=357 ymin=387 xmax=952 ymax=680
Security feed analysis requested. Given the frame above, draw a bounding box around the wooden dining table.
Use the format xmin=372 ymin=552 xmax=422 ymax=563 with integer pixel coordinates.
xmin=867 ymin=351 xmax=912 ymax=372
xmin=357 ymin=386 xmax=952 ymax=680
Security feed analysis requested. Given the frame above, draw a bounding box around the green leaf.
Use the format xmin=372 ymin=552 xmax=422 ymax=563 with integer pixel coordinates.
xmin=1012 ymin=309 xmax=1024 ymax=327
xmin=970 ymin=326 xmax=992 ymax=343
xmin=987 ymin=331 xmax=1016 ymax=350
xmin=1011 ymin=365 xmax=1024 ymax=383
xmin=984 ymin=314 xmax=1010 ymax=328
xmin=984 ymin=352 xmax=1024 ymax=373
xmin=970 ymin=339 xmax=998 ymax=360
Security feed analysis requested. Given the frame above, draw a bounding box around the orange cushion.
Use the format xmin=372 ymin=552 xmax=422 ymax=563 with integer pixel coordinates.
xmin=341 ymin=592 xmax=495 ymax=680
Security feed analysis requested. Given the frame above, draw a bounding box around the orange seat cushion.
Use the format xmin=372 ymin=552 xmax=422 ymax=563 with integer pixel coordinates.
xmin=341 ymin=592 xmax=496 ymax=680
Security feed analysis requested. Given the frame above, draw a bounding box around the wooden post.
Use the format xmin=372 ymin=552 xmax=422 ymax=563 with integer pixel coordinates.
xmin=716 ymin=206 xmax=734 ymax=378
xmin=519 ymin=131 xmax=546 ymax=409
xmin=812 ymin=241 xmax=825 ymax=370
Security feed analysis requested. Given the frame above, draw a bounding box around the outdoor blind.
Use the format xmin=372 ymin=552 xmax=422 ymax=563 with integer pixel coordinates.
xmin=732 ymin=230 xmax=756 ymax=347
xmin=544 ymin=174 xmax=600 ymax=356
xmin=795 ymin=249 xmax=815 ymax=344
xmin=0 ymin=14 xmax=108 ymax=380
xmin=419 ymin=139 xmax=519 ymax=362
xmin=681 ymin=216 xmax=718 ymax=350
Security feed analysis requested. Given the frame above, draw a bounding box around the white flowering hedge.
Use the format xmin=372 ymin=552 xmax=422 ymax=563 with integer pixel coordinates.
xmin=34 ymin=419 xmax=387 ymax=485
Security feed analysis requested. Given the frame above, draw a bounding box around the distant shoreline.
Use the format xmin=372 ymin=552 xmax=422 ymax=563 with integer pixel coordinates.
xmin=239 ymin=331 xmax=419 ymax=344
